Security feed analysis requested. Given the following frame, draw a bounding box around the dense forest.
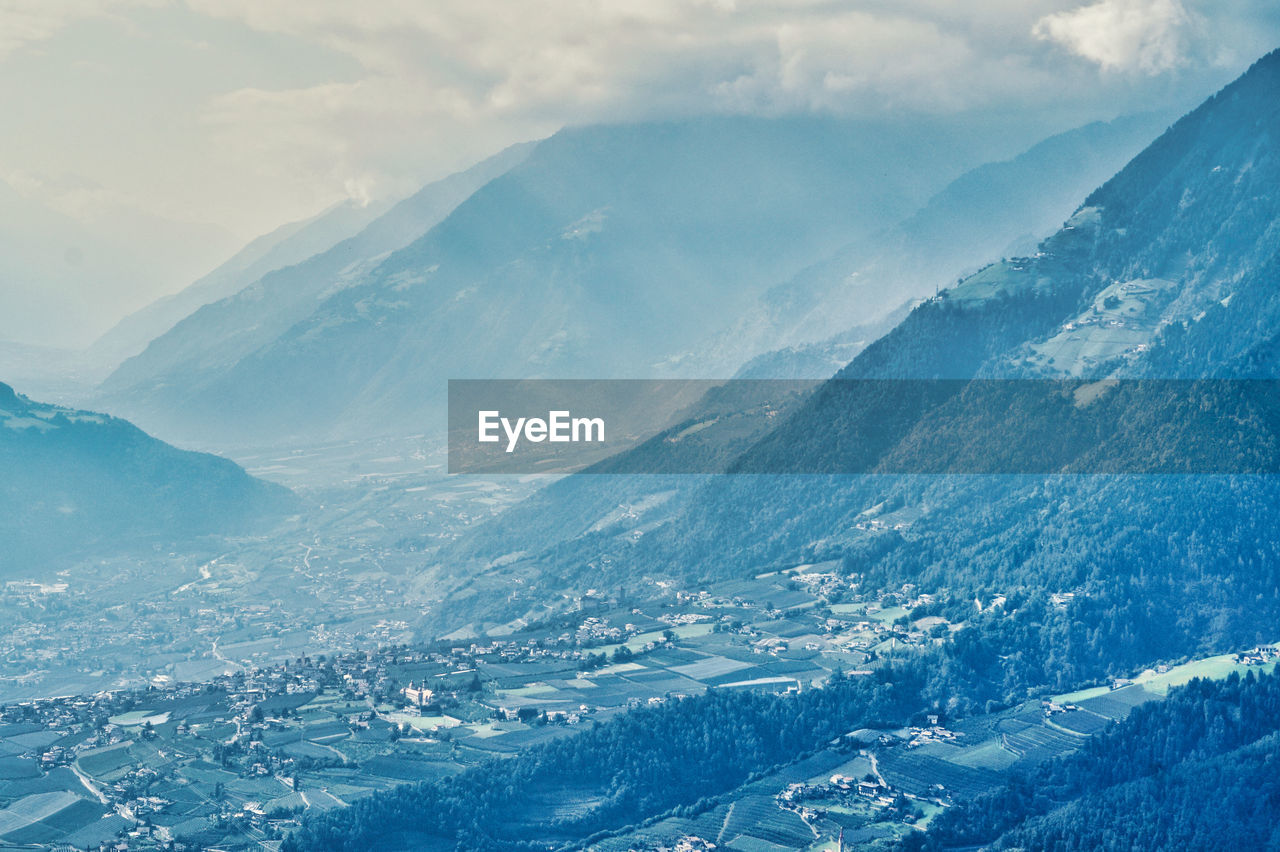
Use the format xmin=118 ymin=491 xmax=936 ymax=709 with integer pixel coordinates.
xmin=916 ymin=670 xmax=1280 ymax=850
xmin=282 ymin=668 xmax=925 ymax=851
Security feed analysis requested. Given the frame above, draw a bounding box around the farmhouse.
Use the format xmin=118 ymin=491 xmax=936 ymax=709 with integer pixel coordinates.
xmin=857 ymin=779 xmax=885 ymax=798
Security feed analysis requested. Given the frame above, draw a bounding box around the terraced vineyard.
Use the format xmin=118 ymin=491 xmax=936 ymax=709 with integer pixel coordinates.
xmin=997 ymin=719 xmax=1082 ymax=762
xmin=720 ymin=794 xmax=815 ymax=848
xmin=877 ymin=751 xmax=1003 ymax=799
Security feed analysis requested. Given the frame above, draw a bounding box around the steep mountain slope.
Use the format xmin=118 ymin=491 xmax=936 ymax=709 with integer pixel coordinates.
xmin=655 ymin=49 xmax=1280 ymax=666
xmin=434 ymin=49 xmax=1280 ymax=689
xmin=98 ymin=117 xmax=1024 ymax=448
xmin=439 ymin=112 xmax=1174 ymax=559
xmin=729 ymin=302 xmax=912 ymax=380
xmin=97 ymin=143 xmax=535 ymax=440
xmin=738 ymin=45 xmax=1280 ymax=470
xmin=88 ymin=197 xmax=395 ymax=369
xmin=0 ymin=381 xmax=296 ymax=575
xmin=925 ymin=671 xmax=1280 ymax=852
xmin=680 ymin=111 xmax=1175 ymax=374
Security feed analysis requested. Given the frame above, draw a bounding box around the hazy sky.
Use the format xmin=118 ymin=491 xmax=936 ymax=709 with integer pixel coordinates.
xmin=2 ymin=0 xmax=1279 ymax=343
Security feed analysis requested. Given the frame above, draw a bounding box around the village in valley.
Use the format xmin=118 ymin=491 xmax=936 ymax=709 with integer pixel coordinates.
xmin=2 ymin=533 xmax=1277 ymax=851
xmin=0 ymin=429 xmax=1275 ymax=852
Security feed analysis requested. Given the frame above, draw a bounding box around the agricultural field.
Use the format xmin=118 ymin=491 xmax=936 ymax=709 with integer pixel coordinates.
xmin=3 ymin=542 xmax=1275 ymax=850
xmin=1026 ymin=277 xmax=1176 ymax=376
xmin=593 ymin=643 xmax=1280 ymax=851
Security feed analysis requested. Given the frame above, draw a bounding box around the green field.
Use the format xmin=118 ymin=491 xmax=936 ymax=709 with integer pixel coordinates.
xmin=385 ymin=712 xmax=463 ymax=731
xmin=107 ymin=710 xmax=170 ymax=727
xmin=1137 ymin=654 xmax=1279 ymax=696
xmin=1053 ymin=644 xmax=1280 ymax=703
xmin=944 ymin=739 xmax=1019 ymax=771
xmin=77 ymin=743 xmax=135 ymax=777
xmin=719 ymin=794 xmax=813 ymax=849
xmin=494 ymin=683 xmax=556 ymax=697
xmin=0 ymin=791 xmax=83 ymax=837
xmin=946 ymin=261 xmax=1043 ymax=303
xmin=599 ymin=623 xmax=715 ymax=656
xmin=671 ymin=655 xmax=754 ymax=680
xmin=867 ymin=606 xmax=907 ymax=624
xmin=466 ymin=721 xmax=525 ymax=739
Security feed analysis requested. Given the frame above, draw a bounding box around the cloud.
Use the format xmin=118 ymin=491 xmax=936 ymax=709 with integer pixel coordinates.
xmin=1033 ymin=0 xmax=1197 ymax=73
xmin=188 ymin=0 xmax=1080 ymax=206
xmin=712 ymin=9 xmax=1055 ymax=114
xmin=3 ymin=0 xmax=1280 ymax=247
xmin=0 ymin=0 xmax=161 ymax=58
xmin=190 ymin=1 xmax=1058 ymax=118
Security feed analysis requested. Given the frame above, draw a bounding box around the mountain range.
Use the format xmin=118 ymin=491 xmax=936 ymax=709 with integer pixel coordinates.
xmin=688 ymin=110 xmax=1175 ymax=377
xmin=96 ymin=142 xmax=536 ymax=444
xmin=87 ymin=196 xmax=396 ymax=371
xmin=4 ymin=27 xmax=1280 ymax=852
xmin=94 ymin=116 xmax=1043 ymax=448
xmin=430 ymin=48 xmax=1280 ymax=689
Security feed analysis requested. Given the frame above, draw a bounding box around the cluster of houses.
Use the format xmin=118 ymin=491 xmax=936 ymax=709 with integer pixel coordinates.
xmin=906 ymin=721 xmax=957 ymax=748
xmin=1042 ymin=700 xmax=1081 ymax=717
xmin=1235 ymin=646 xmax=1280 ymax=666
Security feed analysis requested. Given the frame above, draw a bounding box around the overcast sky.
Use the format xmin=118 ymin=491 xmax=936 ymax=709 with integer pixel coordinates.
xmin=3 ymin=0 xmax=1279 ymax=264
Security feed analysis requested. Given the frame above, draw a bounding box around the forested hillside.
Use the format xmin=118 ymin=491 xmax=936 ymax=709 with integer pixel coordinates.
xmin=919 ymin=670 xmax=1280 ymax=851
xmin=426 ymin=47 xmax=1280 ymax=712
xmin=0 ymin=381 xmax=297 ymax=572
xmin=282 ymin=669 xmax=925 ymax=851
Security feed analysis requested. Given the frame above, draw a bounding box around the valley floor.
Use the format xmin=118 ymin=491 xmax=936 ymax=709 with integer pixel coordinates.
xmin=1 ymin=533 xmax=1275 ymax=851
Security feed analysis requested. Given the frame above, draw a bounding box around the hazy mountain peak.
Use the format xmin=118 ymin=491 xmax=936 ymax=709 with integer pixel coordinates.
xmin=96 ymin=115 xmax=1041 ymax=448
xmin=0 ymin=382 xmax=298 ymax=575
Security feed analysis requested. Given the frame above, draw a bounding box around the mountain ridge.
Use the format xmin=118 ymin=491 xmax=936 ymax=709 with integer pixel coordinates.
xmin=0 ymin=380 xmax=297 ymax=574
xmin=87 ymin=196 xmax=397 ymax=370
xmin=96 ymin=142 xmax=538 ymax=444
xmin=428 ymin=49 xmax=1280 ymax=686
xmin=99 ymin=116 xmax=1019 ymax=448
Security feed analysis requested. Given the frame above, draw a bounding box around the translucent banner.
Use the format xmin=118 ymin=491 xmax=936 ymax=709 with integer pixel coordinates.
xmin=447 ymin=379 xmax=1280 ymax=474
